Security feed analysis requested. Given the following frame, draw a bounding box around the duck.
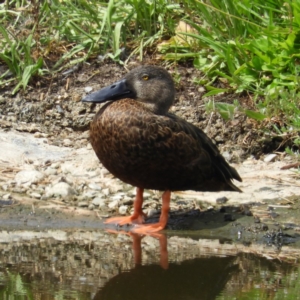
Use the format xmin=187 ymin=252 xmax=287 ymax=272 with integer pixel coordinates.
xmin=82 ymin=65 xmax=242 ymax=233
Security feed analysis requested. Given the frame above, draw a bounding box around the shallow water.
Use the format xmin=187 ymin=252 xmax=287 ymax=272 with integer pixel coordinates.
xmin=0 ymin=229 xmax=300 ymax=300
xmin=1 ymin=129 xmax=300 ymax=299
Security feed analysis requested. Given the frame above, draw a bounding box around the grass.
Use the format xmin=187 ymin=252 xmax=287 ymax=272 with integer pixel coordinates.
xmin=0 ymin=0 xmax=299 ymax=150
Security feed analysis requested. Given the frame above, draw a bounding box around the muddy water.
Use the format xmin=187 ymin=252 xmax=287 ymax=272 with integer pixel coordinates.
xmin=1 ymin=130 xmax=300 ymax=299
xmin=1 ymin=211 xmax=300 ymax=300
xmin=0 ymin=234 xmax=300 ymax=300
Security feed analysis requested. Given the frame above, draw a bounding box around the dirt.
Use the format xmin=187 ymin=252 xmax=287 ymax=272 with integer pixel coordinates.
xmin=0 ymin=59 xmax=289 ymax=160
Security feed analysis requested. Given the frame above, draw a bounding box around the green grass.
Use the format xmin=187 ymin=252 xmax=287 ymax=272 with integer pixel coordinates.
xmin=0 ymin=0 xmax=179 ymax=93
xmin=0 ymin=0 xmax=299 ymax=150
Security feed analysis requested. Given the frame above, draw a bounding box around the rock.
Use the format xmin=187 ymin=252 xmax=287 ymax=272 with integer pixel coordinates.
xmin=216 ymin=197 xmax=228 ymax=204
xmin=92 ymin=197 xmax=106 ymax=207
xmin=3 ymin=194 xmax=11 ymax=200
xmin=78 ymin=201 xmax=89 ymax=207
xmin=109 ymin=183 xmax=124 ymax=193
xmin=146 ymin=208 xmax=159 ymax=217
xmin=15 ymin=170 xmax=44 ymax=186
xmin=63 ymin=139 xmax=72 ymax=147
xmin=110 ymin=193 xmax=124 ymax=201
xmin=122 ymin=197 xmax=133 ymax=205
xmin=222 ymin=151 xmax=232 ymax=162
xmin=30 ymin=192 xmax=41 ymax=199
xmin=82 ymin=191 xmax=98 ymax=199
xmin=143 ymin=192 xmax=151 ymax=200
xmin=1 ymin=184 xmax=8 ymax=191
xmin=108 ymin=200 xmax=119 ymax=209
xmin=118 ymin=205 xmax=128 ymax=215
xmin=102 ymin=188 xmax=110 ymax=196
xmin=84 ymin=86 xmax=93 ymax=93
xmin=264 ymin=154 xmax=277 ymax=162
xmin=88 ymin=183 xmax=102 ymax=191
xmin=45 ymin=182 xmax=75 ymax=198
xmin=44 ymin=167 xmax=57 ymax=176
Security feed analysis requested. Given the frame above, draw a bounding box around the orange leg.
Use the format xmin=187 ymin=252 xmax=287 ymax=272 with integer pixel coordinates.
xmin=104 ymin=187 xmax=146 ymax=226
xmin=132 ymin=190 xmax=171 ymax=234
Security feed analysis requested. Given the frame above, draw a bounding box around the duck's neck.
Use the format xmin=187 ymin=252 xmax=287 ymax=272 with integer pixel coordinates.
xmin=137 ymin=97 xmax=174 ymax=115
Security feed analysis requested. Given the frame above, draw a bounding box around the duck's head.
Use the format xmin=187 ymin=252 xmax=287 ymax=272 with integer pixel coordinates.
xmin=82 ymin=65 xmax=175 ymax=114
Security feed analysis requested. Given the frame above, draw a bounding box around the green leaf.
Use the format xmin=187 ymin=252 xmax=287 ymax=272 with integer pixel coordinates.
xmin=216 ymin=102 xmax=235 ymax=120
xmin=203 ymin=88 xmax=229 ymax=97
xmin=244 ymin=109 xmax=266 ymax=121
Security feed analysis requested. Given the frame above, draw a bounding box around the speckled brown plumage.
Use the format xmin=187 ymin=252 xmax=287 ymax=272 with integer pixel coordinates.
xmin=90 ymin=99 xmax=241 ymax=192
xmin=82 ymin=65 xmax=242 ymax=233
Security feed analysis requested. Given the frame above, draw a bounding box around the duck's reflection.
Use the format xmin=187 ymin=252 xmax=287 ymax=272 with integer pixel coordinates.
xmin=94 ymin=230 xmax=238 ymax=300
xmin=106 ymin=229 xmax=169 ymax=269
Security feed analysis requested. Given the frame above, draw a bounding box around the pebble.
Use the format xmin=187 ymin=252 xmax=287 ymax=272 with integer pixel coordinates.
xmin=108 ymin=200 xmax=119 ymax=209
xmin=216 ymin=197 xmax=228 ymax=204
xmin=63 ymin=139 xmax=73 ymax=147
xmin=30 ymin=192 xmax=41 ymax=199
xmin=84 ymin=86 xmax=93 ymax=93
xmin=82 ymin=190 xmax=98 ymax=199
xmin=264 ymin=154 xmax=277 ymax=163
xmin=15 ymin=170 xmax=44 ymax=186
xmin=222 ymin=151 xmax=232 ymax=162
xmin=110 ymin=193 xmax=124 ymax=201
xmin=88 ymin=183 xmax=102 ymax=191
xmin=122 ymin=197 xmax=133 ymax=205
xmin=44 ymin=167 xmax=57 ymax=176
xmin=146 ymin=208 xmax=159 ymax=217
xmin=3 ymin=194 xmax=11 ymax=200
xmin=109 ymin=183 xmax=124 ymax=193
xmin=102 ymin=188 xmax=110 ymax=196
xmin=118 ymin=205 xmax=128 ymax=215
xmin=1 ymin=184 xmax=8 ymax=191
xmin=45 ymin=182 xmax=75 ymax=198
xmin=92 ymin=197 xmax=107 ymax=207
xmin=78 ymin=201 xmax=89 ymax=207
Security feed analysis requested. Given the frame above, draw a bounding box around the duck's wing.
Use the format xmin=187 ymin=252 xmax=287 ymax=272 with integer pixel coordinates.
xmin=166 ymin=113 xmax=242 ymax=190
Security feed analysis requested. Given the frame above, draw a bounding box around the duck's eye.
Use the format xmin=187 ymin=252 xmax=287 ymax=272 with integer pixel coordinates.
xmin=142 ymin=75 xmax=149 ymax=81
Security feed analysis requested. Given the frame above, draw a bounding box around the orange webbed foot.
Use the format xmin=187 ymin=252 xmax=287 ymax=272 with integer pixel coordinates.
xmin=131 ymin=222 xmax=166 ymax=234
xmin=130 ymin=190 xmax=171 ymax=234
xmin=104 ymin=214 xmax=145 ymax=226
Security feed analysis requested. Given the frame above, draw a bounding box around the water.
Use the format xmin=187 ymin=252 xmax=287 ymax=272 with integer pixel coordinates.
xmin=0 ymin=230 xmax=299 ymax=300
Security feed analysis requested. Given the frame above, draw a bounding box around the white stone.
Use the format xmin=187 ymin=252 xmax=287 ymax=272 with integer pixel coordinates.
xmin=15 ymin=170 xmax=44 ymax=186
xmin=45 ymin=182 xmax=75 ymax=198
xmin=102 ymin=188 xmax=110 ymax=196
xmin=3 ymin=194 xmax=11 ymax=200
xmin=44 ymin=167 xmax=57 ymax=176
xmin=108 ymin=200 xmax=119 ymax=209
xmin=82 ymin=190 xmax=98 ymax=199
xmin=30 ymin=192 xmax=41 ymax=199
xmin=92 ymin=197 xmax=106 ymax=207
xmin=264 ymin=154 xmax=277 ymax=163
xmin=88 ymin=183 xmax=102 ymax=191
xmin=84 ymin=86 xmax=93 ymax=93
xmin=109 ymin=183 xmax=124 ymax=193
xmin=118 ymin=205 xmax=128 ymax=215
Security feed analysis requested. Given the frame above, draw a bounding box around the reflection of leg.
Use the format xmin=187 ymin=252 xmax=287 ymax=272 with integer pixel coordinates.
xmin=132 ymin=233 xmax=143 ymax=266
xmin=104 ymin=187 xmax=146 ymax=225
xmin=159 ymin=234 xmax=168 ymax=270
xmin=106 ymin=229 xmax=169 ymax=269
xmin=132 ymin=190 xmax=170 ymax=233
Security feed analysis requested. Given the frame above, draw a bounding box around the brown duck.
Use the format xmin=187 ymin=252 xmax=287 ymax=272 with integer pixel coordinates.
xmin=82 ymin=65 xmax=242 ymax=233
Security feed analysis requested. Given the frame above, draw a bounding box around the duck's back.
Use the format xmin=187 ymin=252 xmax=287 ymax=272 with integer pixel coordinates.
xmin=90 ymin=99 xmax=241 ymax=192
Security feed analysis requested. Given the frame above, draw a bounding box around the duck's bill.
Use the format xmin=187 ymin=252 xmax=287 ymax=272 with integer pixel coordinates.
xmin=82 ymin=79 xmax=135 ymax=103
